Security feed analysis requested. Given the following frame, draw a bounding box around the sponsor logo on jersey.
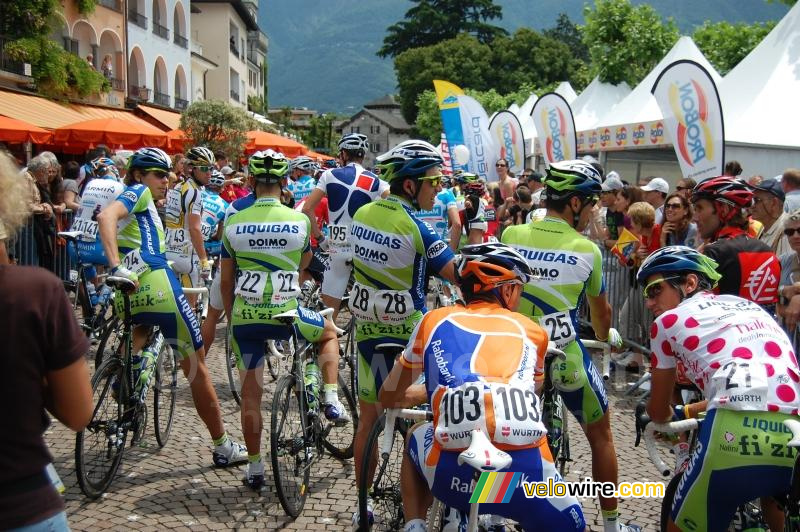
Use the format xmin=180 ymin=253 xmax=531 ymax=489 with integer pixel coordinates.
xmin=740 ymin=252 xmax=779 ymax=304
xmin=234 ymin=223 xmax=300 ymax=235
xmin=427 ymin=240 xmax=447 ymax=259
xmin=120 ymin=190 xmax=139 ymax=204
xmin=514 ymin=249 xmax=578 ymax=265
xmin=351 ymin=224 xmax=402 ymax=249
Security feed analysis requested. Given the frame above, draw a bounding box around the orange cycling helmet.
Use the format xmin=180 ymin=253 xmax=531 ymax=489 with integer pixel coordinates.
xmin=457 ymin=242 xmax=532 ymax=294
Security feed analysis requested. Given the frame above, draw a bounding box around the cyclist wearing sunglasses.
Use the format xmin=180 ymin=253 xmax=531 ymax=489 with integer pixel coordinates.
xmin=97 ymin=147 xmax=248 ymax=469
xmin=691 ymin=176 xmax=780 ymax=311
xmin=641 ymin=245 xmax=800 ymax=532
xmin=165 ymin=146 xmax=215 ymax=301
xmin=348 ymin=139 xmax=457 ymax=528
xmin=502 ymin=159 xmax=638 ymax=532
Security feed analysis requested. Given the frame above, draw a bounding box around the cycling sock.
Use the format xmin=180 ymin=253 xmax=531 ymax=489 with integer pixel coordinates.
xmin=403 ymin=518 xmax=427 ymax=532
xmin=323 ymin=383 xmax=338 ymax=404
xmin=248 ymin=453 xmax=261 ymax=464
xmin=212 ymin=432 xmax=229 ymax=447
xmin=601 ymin=509 xmax=619 ymax=532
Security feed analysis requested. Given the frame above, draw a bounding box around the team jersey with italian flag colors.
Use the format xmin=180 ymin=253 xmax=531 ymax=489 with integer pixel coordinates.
xmin=350 ymin=195 xmax=455 ymax=325
xmin=650 ymin=292 xmax=800 ymax=414
xmin=400 ymin=302 xmax=548 ymax=451
xmin=315 ymin=163 xmax=387 ymax=248
xmin=221 ymin=197 xmax=310 ymax=308
xmin=116 ymin=184 xmax=168 ymax=271
xmin=501 ymin=216 xmax=604 ymax=349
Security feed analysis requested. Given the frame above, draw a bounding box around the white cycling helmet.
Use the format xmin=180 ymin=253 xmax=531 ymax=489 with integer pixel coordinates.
xmin=338 ymin=133 xmax=369 ymax=156
xmin=291 ymin=155 xmax=316 ymax=173
xmin=208 ymin=169 xmax=225 ymax=188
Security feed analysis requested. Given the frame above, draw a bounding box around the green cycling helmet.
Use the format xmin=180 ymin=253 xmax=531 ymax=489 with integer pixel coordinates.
xmin=544 ymin=159 xmax=603 ymax=199
xmin=249 ymin=149 xmax=289 ymax=182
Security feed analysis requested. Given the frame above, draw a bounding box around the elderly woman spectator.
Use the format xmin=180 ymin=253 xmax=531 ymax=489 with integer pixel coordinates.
xmin=22 ymin=156 xmax=58 ymax=268
xmin=659 ymin=192 xmax=698 ymax=248
xmin=0 ymin=150 xmax=92 ymax=530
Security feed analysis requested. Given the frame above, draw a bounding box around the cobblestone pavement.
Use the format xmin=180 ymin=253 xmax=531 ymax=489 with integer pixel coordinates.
xmin=46 ymin=326 xmax=663 ymax=531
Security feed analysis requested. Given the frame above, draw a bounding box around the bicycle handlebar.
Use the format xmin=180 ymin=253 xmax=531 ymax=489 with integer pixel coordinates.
xmin=644 ymin=418 xmax=700 ymax=477
xmin=380 ymin=408 xmax=432 ymax=461
xmin=182 ymin=287 xmax=209 ymax=296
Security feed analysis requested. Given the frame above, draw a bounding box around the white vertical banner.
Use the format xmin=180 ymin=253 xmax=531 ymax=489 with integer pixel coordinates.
xmin=456 ymin=95 xmax=498 ymax=182
xmin=651 ymin=59 xmax=725 ymax=181
xmin=488 ymin=110 xmax=527 ymax=175
xmin=531 ymin=92 xmax=578 ymax=167
xmin=439 ymin=133 xmax=453 ymax=175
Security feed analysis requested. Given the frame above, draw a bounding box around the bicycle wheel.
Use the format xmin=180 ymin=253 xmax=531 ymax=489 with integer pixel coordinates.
xmin=75 ymin=357 xmax=128 ymax=498
xmin=560 ymin=406 xmax=570 ymax=476
xmin=660 ymin=472 xmax=682 ymax=531
xmin=358 ymin=414 xmax=406 ymax=531
xmin=271 ymin=374 xmax=311 ymax=518
xmin=266 ymin=340 xmax=292 ymax=381
xmin=153 ymin=344 xmax=178 ymax=447
xmin=225 ymin=323 xmax=242 ymax=405
xmin=94 ymin=316 xmax=121 ymax=371
xmin=543 ymin=391 xmax=565 ymax=466
xmin=342 ymin=316 xmax=359 ymax=403
xmin=322 ymin=373 xmax=358 ymax=459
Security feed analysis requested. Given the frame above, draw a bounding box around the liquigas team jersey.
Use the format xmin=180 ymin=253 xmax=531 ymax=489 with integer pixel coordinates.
xmin=501 ymin=216 xmax=604 ymax=349
xmin=288 ymin=174 xmax=316 ymax=204
xmin=201 ymin=190 xmax=229 ymax=255
xmin=650 ymin=292 xmax=800 ymax=413
xmin=350 ymin=195 xmax=455 ymax=327
xmin=316 ymin=163 xmax=387 ymax=253
xmin=116 ymin=184 xmax=168 ymax=273
xmin=165 ymin=178 xmax=203 ymax=271
xmin=221 ymin=196 xmax=310 ymax=310
xmin=224 ymin=192 xmax=255 ymax=221
xmin=416 ymin=188 xmax=457 ymax=240
xmin=70 ymin=175 xmax=125 ymax=263
xmin=400 ymin=302 xmax=548 ymax=451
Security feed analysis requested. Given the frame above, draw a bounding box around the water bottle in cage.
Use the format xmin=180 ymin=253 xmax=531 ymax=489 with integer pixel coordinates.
xmin=304 ymin=362 xmax=321 ymax=414
xmin=86 ymin=282 xmax=98 ymax=306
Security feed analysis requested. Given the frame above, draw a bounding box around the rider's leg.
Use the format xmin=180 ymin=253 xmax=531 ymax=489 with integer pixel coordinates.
xmin=201 ymin=305 xmax=223 ymax=352
xmin=179 ymin=347 xmax=225 ymax=438
xmin=320 ymin=293 xmax=342 ymax=322
xmin=240 ymin=365 xmax=265 ymax=455
xmin=354 ymin=399 xmax=381 ymax=490
xmin=320 ymin=252 xmax=350 ymax=322
xmin=583 ymin=412 xmax=619 ymax=512
xmin=401 ymin=424 xmax=433 ymax=521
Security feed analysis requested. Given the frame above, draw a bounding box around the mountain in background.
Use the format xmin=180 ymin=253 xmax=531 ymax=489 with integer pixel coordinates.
xmin=258 ymin=0 xmax=789 ymax=114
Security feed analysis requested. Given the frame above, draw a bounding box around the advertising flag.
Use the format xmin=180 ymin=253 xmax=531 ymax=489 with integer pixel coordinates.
xmin=433 ymin=80 xmax=466 ymax=168
xmin=489 ymin=110 xmax=527 ymax=176
xmin=457 ymin=94 xmax=498 ymax=182
xmin=531 ymin=92 xmax=578 ymax=167
xmin=439 ymin=133 xmax=453 ymax=175
xmin=651 ymin=60 xmax=725 ymax=182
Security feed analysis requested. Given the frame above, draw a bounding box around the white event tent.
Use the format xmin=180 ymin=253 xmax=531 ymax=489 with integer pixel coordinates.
xmin=571 ymin=77 xmax=632 ymax=132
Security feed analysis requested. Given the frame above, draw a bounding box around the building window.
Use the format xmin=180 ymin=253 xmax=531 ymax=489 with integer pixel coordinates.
xmin=371 ymin=143 xmax=381 ymax=153
xmin=375 ymin=125 xmax=381 ymax=134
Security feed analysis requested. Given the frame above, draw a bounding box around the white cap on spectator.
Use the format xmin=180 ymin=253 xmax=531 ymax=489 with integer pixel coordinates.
xmin=601 ymin=177 xmax=624 ymax=191
xmin=220 ymin=165 xmax=235 ymax=176
xmin=641 ymin=177 xmax=669 ymax=194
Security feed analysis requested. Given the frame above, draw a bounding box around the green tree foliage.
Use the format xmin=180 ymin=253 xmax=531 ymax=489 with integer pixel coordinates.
xmin=2 ymin=0 xmax=106 ymax=99
xmin=305 ymin=114 xmax=337 ymax=153
xmin=544 ymin=13 xmax=589 ymax=63
xmin=248 ymin=95 xmax=267 ymax=115
xmin=692 ymin=20 xmax=777 ymax=75
xmin=378 ymin=0 xmax=506 ymax=58
xmin=395 ymin=30 xmax=581 ymax=124
xmin=180 ymin=100 xmax=255 ymax=164
xmin=581 ymin=0 xmax=679 ymax=86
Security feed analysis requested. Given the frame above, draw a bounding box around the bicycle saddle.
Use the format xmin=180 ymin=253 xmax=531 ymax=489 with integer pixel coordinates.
xmin=58 ymin=230 xmax=83 ymax=242
xmin=273 ymin=309 xmax=299 ymax=325
xmin=457 ymin=429 xmax=512 ymax=472
xmin=785 ymin=419 xmax=800 ymax=448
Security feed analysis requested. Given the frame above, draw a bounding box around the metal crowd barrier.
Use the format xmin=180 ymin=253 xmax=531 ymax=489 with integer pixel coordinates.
xmin=10 ymin=210 xmax=75 ymax=282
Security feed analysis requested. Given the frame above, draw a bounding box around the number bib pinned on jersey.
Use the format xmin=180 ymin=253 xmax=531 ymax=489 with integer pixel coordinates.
xmin=708 ymin=360 xmax=770 ymax=411
xmin=200 ymin=222 xmax=215 ymax=240
xmin=434 ymin=381 xmax=546 ymax=450
xmin=349 ymin=282 xmax=414 ymax=323
xmin=328 ymin=224 xmax=350 ymax=248
xmin=538 ymin=311 xmax=576 ymax=349
xmin=165 ymin=189 xmax=182 ymax=223
xmin=71 ymin=218 xmax=98 ymax=241
xmin=269 ymin=270 xmax=300 ymax=304
xmin=122 ymin=249 xmax=149 ymax=277
xmin=235 ymin=270 xmax=268 ymax=304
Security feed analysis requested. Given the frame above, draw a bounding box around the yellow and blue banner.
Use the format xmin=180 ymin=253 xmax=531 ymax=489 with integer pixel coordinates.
xmin=469 ymin=471 xmax=522 ymax=504
xmin=434 ymin=79 xmax=465 ymax=162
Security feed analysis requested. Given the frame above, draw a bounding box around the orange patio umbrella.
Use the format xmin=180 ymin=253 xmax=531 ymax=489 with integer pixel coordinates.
xmin=167 ymin=128 xmax=187 ymax=152
xmin=246 ymin=130 xmax=306 ymax=158
xmin=304 ymin=149 xmax=332 ymax=161
xmin=0 ymin=115 xmax=53 ymax=144
xmin=54 ymin=117 xmax=168 ymax=148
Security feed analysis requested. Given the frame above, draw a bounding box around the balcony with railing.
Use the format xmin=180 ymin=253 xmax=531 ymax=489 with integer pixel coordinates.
xmin=110 ymin=77 xmax=125 ymax=91
xmin=99 ymin=0 xmax=122 ymax=12
xmin=153 ymin=22 xmax=169 ymax=40
xmin=128 ymin=86 xmax=151 ymax=101
xmin=174 ymin=34 xmax=188 ymax=48
xmin=247 ymin=50 xmax=260 ymax=66
xmin=129 ymin=9 xmax=147 ymax=29
xmin=154 ymin=91 xmax=170 ymax=107
xmin=0 ymin=34 xmax=26 ymax=76
xmin=229 ymin=41 xmax=239 ymax=57
xmin=174 ymin=97 xmax=188 ymax=111
xmin=230 ymin=89 xmax=239 ymax=102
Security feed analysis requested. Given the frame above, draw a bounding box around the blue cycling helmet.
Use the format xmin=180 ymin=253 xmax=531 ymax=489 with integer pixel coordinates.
xmin=376 ymin=140 xmax=443 ymax=183
xmin=636 ymin=245 xmax=722 ymax=287
xmin=544 ymin=159 xmax=603 ymax=199
xmin=127 ymin=147 xmax=171 ymax=172
xmin=89 ymin=156 xmax=119 ymax=179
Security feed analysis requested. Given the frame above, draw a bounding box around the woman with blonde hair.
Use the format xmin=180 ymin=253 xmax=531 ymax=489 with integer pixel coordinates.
xmin=0 ymin=150 xmax=93 ymax=530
